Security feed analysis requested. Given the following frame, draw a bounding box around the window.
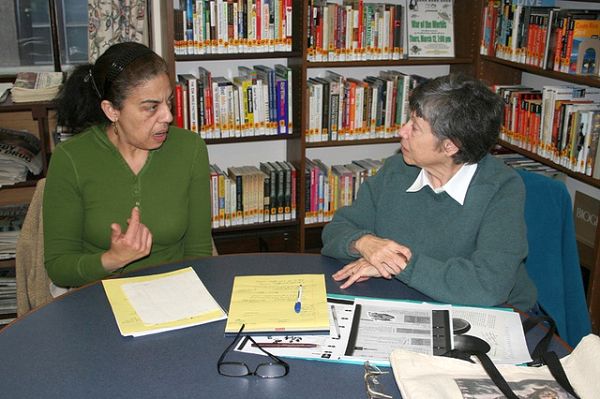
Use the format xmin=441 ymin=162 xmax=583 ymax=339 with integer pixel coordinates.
xmin=0 ymin=0 xmax=88 ymax=75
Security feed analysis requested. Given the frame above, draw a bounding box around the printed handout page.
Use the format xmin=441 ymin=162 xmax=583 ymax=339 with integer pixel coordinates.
xmin=234 ymin=296 xmax=532 ymax=366
xmin=102 ymin=267 xmax=226 ymax=337
xmin=341 ymin=298 xmax=452 ymax=365
xmin=452 ymin=305 xmax=532 ymax=365
xmin=236 ymin=297 xmax=452 ymax=367
xmin=224 ymin=274 xmax=330 ymax=335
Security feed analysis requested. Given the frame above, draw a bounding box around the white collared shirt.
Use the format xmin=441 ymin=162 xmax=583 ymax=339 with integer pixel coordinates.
xmin=406 ymin=163 xmax=478 ymax=205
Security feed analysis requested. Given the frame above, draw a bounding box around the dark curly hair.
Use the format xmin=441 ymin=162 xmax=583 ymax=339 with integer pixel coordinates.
xmin=55 ymin=42 xmax=168 ymax=134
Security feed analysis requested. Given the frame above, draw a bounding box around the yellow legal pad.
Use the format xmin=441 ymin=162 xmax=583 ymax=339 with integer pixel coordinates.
xmin=102 ymin=267 xmax=226 ymax=337
xmin=224 ymin=274 xmax=330 ymax=335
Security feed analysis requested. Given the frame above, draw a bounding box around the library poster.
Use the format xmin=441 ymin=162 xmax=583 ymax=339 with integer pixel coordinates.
xmin=407 ymin=0 xmax=455 ymax=58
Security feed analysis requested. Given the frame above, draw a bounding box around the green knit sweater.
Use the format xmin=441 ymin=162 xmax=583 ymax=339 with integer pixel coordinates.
xmin=43 ymin=125 xmax=212 ymax=287
xmin=321 ymin=154 xmax=537 ymax=310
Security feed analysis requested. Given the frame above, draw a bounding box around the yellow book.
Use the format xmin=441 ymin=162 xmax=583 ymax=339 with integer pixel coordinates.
xmin=102 ymin=267 xmax=226 ymax=337
xmin=224 ymin=274 xmax=330 ymax=335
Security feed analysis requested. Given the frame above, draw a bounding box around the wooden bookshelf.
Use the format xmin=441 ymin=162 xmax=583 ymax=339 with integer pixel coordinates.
xmin=163 ymin=0 xmax=480 ymax=251
xmin=472 ymin=0 xmax=600 ymax=333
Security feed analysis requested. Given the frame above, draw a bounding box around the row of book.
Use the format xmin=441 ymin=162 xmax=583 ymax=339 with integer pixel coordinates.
xmin=173 ymin=0 xmax=293 ymax=55
xmin=209 ymin=161 xmax=296 ymax=228
xmin=495 ymin=84 xmax=600 ymax=178
xmin=493 ymin=151 xmax=561 ymax=179
xmin=304 ymin=157 xmax=384 ymax=225
xmin=307 ymin=0 xmax=455 ymax=62
xmin=175 ymin=64 xmax=293 ymax=139
xmin=480 ymin=1 xmax=600 ymax=76
xmin=307 ymin=70 xmax=427 ymax=142
xmin=308 ymin=0 xmax=405 ymax=62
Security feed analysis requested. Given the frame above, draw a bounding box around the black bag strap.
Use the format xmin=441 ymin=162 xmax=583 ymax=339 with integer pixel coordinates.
xmin=443 ymin=315 xmax=580 ymax=399
xmin=471 ymin=352 xmax=519 ymax=399
xmin=445 ymin=349 xmax=580 ymax=399
xmin=542 ymin=351 xmax=580 ymax=399
xmin=522 ymin=314 xmax=556 ymax=366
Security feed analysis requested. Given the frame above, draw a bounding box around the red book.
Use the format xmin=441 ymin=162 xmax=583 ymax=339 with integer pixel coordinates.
xmin=561 ymin=16 xmax=576 ymax=72
xmin=553 ymin=16 xmax=566 ymax=71
xmin=256 ymin=0 xmax=262 ymax=42
xmin=174 ymin=83 xmax=184 ymax=128
xmin=357 ymin=0 xmax=364 ymax=52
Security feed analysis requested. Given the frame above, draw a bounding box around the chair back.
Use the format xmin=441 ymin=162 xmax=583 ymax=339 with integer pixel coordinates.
xmin=15 ymin=178 xmax=53 ymax=316
xmin=517 ymin=170 xmax=591 ymax=347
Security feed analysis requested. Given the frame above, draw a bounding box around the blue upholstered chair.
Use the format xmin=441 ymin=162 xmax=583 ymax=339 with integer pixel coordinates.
xmin=517 ymin=170 xmax=591 ymax=347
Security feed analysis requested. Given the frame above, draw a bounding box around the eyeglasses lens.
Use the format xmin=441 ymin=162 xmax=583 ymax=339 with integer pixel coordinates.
xmin=218 ymin=362 xmax=251 ymax=377
xmin=255 ymin=363 xmax=288 ymax=378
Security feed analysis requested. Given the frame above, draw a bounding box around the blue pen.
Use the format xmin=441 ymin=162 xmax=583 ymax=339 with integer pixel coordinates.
xmin=294 ymin=285 xmax=303 ymax=313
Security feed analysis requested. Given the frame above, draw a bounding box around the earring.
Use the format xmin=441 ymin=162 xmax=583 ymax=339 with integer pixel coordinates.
xmin=112 ymin=121 xmax=119 ymax=136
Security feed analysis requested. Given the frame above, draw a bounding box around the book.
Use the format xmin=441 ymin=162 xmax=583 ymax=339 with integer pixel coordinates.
xmin=224 ymin=274 xmax=330 ymax=335
xmin=406 ymin=0 xmax=454 ymax=58
xmin=177 ymin=74 xmax=199 ymax=133
xmin=11 ymin=72 xmax=64 ymax=103
xmin=102 ymin=267 xmax=227 ymax=337
xmin=558 ymin=10 xmax=600 ymax=73
xmin=568 ymin=17 xmax=600 ymax=74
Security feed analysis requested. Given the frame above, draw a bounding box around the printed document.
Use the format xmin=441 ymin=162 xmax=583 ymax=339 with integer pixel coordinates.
xmin=452 ymin=305 xmax=532 ymax=364
xmin=103 ymin=267 xmax=226 ymax=337
xmin=236 ymin=296 xmax=532 ymax=366
xmin=236 ymin=297 xmax=452 ymax=366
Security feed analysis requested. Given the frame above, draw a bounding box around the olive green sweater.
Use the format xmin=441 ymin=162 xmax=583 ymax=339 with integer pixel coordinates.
xmin=321 ymin=154 xmax=537 ymax=310
xmin=44 ymin=126 xmax=212 ymax=287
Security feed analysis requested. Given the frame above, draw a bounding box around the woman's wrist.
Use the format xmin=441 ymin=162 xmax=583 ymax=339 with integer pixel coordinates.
xmin=352 ymin=234 xmax=373 ymax=256
xmin=100 ymin=251 xmax=126 ymax=272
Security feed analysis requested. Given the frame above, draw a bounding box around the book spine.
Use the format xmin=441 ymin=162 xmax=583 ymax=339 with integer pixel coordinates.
xmin=174 ymin=83 xmax=184 ymax=128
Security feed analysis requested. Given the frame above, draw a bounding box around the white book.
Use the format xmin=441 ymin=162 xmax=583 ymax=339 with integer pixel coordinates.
xmin=384 ymin=78 xmax=394 ymax=137
xmin=308 ymin=81 xmax=317 ymax=143
xmin=539 ymin=85 xmax=585 ymax=159
xmin=510 ymin=5 xmax=523 ymax=62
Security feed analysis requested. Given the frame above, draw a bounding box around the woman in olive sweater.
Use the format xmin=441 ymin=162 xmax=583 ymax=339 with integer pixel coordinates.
xmin=44 ymin=42 xmax=212 ymax=287
xmin=322 ymin=73 xmax=537 ymax=311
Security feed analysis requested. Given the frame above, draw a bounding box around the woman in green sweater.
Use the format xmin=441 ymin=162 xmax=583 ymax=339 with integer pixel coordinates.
xmin=322 ymin=73 xmax=537 ymax=311
xmin=44 ymin=42 xmax=213 ymax=288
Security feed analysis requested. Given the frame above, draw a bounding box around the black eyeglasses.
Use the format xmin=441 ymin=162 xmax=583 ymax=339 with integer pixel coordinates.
xmin=217 ymin=324 xmax=290 ymax=378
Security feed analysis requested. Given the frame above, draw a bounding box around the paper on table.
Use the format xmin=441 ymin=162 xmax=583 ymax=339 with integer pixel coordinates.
xmin=235 ymin=297 xmax=355 ymax=361
xmin=343 ymin=298 xmax=452 ymax=363
xmin=102 ymin=267 xmax=226 ymax=337
xmin=121 ymin=270 xmax=222 ymax=324
xmin=452 ymin=305 xmax=532 ymax=365
xmin=225 ymin=274 xmax=329 ymax=335
xmin=236 ymin=297 xmax=453 ymax=367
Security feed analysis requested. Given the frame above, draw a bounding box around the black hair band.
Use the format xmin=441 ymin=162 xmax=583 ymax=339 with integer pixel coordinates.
xmin=90 ymin=45 xmax=155 ymax=99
